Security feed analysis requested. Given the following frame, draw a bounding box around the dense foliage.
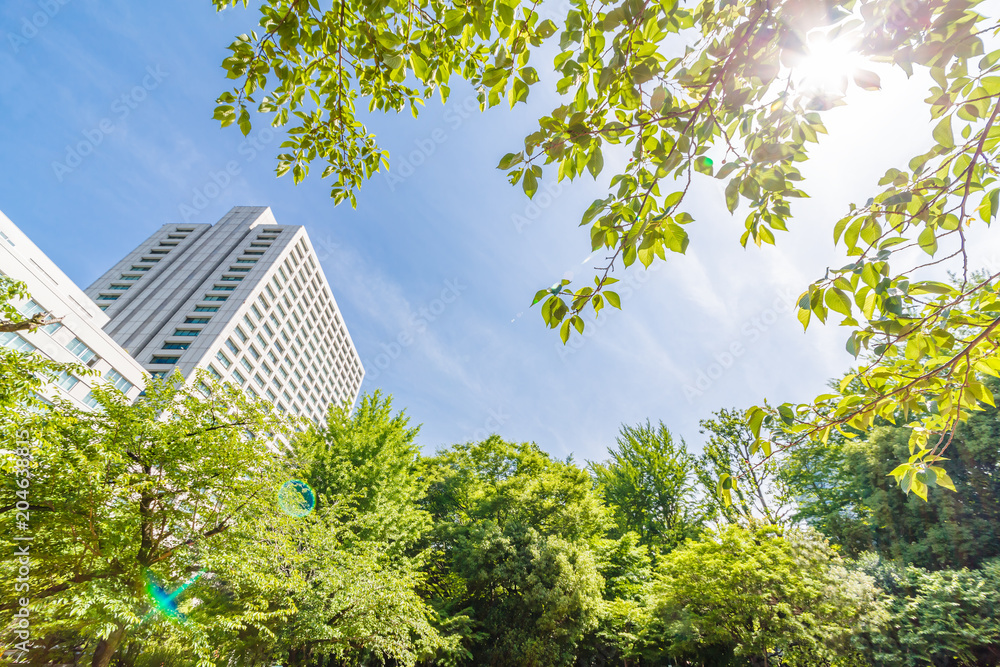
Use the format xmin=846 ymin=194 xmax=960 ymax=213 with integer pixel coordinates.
xmin=3 ymin=275 xmax=1000 ymax=665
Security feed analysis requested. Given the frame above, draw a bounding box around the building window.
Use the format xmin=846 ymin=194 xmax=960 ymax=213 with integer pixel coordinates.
xmin=109 ymin=284 xmax=130 ymax=290
xmin=140 ymin=257 xmax=161 ymax=262
xmin=54 ymin=370 xmax=79 ymax=391
xmin=221 ymin=276 xmax=244 ymax=282
xmin=254 ymin=374 xmax=265 ymax=388
xmin=226 ymin=339 xmax=240 ymax=355
xmin=265 ymin=285 xmax=276 ymax=299
xmin=266 ymin=389 xmax=277 ymax=402
xmin=240 ymin=357 xmax=253 ymax=373
xmin=149 ymin=370 xmax=168 ymax=379
xmin=82 ymin=392 xmax=101 ymax=410
xmin=18 ymin=300 xmax=62 ymax=334
xmin=130 ymin=265 xmax=151 ymax=271
xmin=163 ymin=342 xmax=190 ymax=350
xmin=97 ymin=294 xmax=119 ymax=301
xmin=234 ymin=327 xmax=248 ymax=342
xmin=176 ymin=227 xmax=195 ymax=232
xmin=216 ymin=351 xmax=231 ymax=368
xmin=121 ymin=274 xmax=141 ymax=280
xmin=104 ymin=369 xmax=133 ymax=393
xmin=232 ymin=370 xmax=246 ymax=386
xmin=256 ymin=334 xmax=268 ymax=350
xmin=149 ymin=249 xmax=170 ymax=255
xmin=151 ymin=356 xmax=180 ymax=364
xmin=66 ymin=337 xmax=96 ymax=363
xmin=185 ymin=317 xmax=210 ymax=324
xmin=194 ymin=306 xmax=219 ymax=312
xmin=245 ymin=250 xmax=264 ymax=256
xmin=242 ymin=315 xmax=255 ymax=331
xmin=263 ymin=323 xmax=274 ymax=337
xmin=204 ymin=295 xmax=228 ymax=302
xmin=250 ymin=242 xmax=271 ymax=248
xmin=230 ymin=267 xmax=251 ymax=273
xmin=251 ymin=305 xmax=263 ymax=320
xmin=236 ymin=259 xmax=257 ymax=264
xmin=211 ymin=286 xmax=236 ymax=292
xmin=173 ymin=329 xmax=199 ymax=337
xmin=207 ymin=365 xmax=222 ymax=380
xmin=167 ymin=234 xmax=187 ymax=239
xmin=248 ymin=346 xmax=260 ymax=360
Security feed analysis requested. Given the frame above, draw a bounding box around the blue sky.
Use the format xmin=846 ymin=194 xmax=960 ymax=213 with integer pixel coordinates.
xmin=3 ymin=0 xmax=996 ymax=462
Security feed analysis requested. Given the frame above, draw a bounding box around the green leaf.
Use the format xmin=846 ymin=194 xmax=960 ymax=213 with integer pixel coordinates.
xmin=587 ymin=149 xmax=604 ymax=178
xmin=694 ymin=156 xmax=714 ymax=175
xmin=725 ymin=179 xmax=740 ymax=213
xmin=918 ymin=226 xmax=938 ymax=255
xmin=498 ymin=152 xmax=524 ymax=170
xmin=932 ymin=115 xmax=954 ymax=149
xmin=522 ymin=169 xmax=538 ymax=198
xmin=825 ymin=288 xmax=852 ymax=317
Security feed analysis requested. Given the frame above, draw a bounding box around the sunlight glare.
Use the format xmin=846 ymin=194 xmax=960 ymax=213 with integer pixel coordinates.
xmin=795 ymin=33 xmax=863 ymax=105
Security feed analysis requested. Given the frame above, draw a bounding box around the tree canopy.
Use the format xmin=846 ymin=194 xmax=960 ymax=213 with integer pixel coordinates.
xmin=213 ymin=0 xmax=1000 ymax=499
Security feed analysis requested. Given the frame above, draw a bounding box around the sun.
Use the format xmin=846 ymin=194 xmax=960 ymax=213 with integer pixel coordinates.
xmin=794 ymin=32 xmax=864 ymax=105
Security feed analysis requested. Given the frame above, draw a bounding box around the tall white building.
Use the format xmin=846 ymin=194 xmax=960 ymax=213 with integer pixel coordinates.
xmin=85 ymin=206 xmax=364 ymax=421
xmin=0 ymin=210 xmax=147 ymax=409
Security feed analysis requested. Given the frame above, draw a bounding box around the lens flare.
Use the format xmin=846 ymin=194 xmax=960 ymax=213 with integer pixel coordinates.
xmin=143 ymin=570 xmax=203 ymax=624
xmin=795 ymin=33 xmax=862 ymax=107
xmin=278 ymin=479 xmax=316 ymax=517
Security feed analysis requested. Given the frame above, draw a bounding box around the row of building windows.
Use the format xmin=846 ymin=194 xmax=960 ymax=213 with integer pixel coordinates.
xmin=97 ymin=230 xmax=193 ymax=308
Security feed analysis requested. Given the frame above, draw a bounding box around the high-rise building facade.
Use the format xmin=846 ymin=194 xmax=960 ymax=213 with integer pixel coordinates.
xmin=85 ymin=206 xmax=364 ymax=421
xmin=0 ymin=210 xmax=147 ymax=409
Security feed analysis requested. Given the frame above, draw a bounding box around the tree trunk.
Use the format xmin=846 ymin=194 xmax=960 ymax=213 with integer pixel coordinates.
xmin=91 ymin=625 xmax=126 ymax=667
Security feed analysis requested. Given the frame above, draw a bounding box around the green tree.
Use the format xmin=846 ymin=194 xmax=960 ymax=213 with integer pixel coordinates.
xmin=0 ymin=276 xmax=78 ymax=414
xmin=214 ymin=0 xmax=1000 ymax=489
xmin=696 ymin=408 xmax=795 ymax=527
xmin=294 ymin=390 xmax=429 ymax=552
xmin=786 ymin=380 xmax=1000 ymax=570
xmin=854 ymin=555 xmax=1000 ymax=666
xmin=420 ymin=436 xmax=608 ymax=666
xmin=0 ymin=377 xmax=444 ymax=667
xmin=0 ymin=372 xmax=293 ymax=666
xmin=641 ymin=526 xmax=886 ymax=667
xmin=591 ymin=420 xmax=705 ymax=552
xmin=281 ymin=391 xmax=449 ymax=666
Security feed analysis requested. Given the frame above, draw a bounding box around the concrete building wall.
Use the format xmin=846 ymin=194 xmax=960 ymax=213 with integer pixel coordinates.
xmin=0 ymin=210 xmax=147 ymax=409
xmin=87 ymin=206 xmax=365 ymax=421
